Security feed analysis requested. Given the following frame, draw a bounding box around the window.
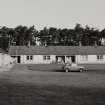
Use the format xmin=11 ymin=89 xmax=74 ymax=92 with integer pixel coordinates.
xmin=43 ymin=55 xmax=50 ymax=60
xmin=97 ymin=55 xmax=104 ymax=61
xmin=11 ymin=56 xmax=16 ymax=58
xmin=43 ymin=56 xmax=46 ymax=60
xmin=27 ymin=56 xmax=30 ymax=60
xmin=81 ymin=55 xmax=88 ymax=61
xmin=47 ymin=56 xmax=50 ymax=60
xmin=27 ymin=55 xmax=33 ymax=60
xmin=30 ymin=56 xmax=33 ymax=60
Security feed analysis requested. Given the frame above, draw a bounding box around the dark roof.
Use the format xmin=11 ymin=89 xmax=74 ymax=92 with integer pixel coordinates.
xmin=0 ymin=48 xmax=7 ymax=54
xmin=9 ymin=46 xmax=105 ymax=55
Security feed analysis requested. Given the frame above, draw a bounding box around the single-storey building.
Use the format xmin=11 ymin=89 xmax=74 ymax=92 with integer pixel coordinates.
xmin=0 ymin=48 xmax=15 ymax=71
xmin=9 ymin=46 xmax=105 ymax=64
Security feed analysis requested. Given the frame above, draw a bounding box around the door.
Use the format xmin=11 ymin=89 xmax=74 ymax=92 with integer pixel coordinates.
xmin=71 ymin=56 xmax=75 ymax=63
xmin=17 ymin=56 xmax=21 ymax=63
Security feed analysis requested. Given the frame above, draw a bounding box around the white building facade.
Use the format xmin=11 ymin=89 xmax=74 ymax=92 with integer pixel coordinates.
xmin=9 ymin=46 xmax=105 ymax=64
xmin=0 ymin=48 xmax=15 ymax=71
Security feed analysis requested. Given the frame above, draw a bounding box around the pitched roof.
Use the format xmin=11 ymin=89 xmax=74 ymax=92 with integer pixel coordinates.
xmin=9 ymin=46 xmax=105 ymax=55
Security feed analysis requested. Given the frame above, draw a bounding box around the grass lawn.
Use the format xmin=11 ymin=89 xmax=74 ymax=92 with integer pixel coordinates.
xmin=0 ymin=64 xmax=105 ymax=105
xmin=26 ymin=63 xmax=105 ymax=71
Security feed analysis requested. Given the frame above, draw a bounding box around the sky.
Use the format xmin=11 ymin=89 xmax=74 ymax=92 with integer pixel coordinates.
xmin=0 ymin=0 xmax=105 ymax=30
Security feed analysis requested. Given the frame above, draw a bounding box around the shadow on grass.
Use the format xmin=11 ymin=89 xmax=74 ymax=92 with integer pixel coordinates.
xmin=0 ymin=80 xmax=105 ymax=105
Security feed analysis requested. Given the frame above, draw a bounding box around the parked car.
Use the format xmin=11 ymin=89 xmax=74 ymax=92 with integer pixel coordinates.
xmin=62 ymin=63 xmax=87 ymax=72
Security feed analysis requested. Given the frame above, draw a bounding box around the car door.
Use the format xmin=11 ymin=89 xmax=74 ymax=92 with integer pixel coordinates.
xmin=70 ymin=66 xmax=78 ymax=71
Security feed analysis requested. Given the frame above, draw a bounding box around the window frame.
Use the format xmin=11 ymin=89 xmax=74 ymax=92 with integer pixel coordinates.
xmin=43 ymin=56 xmax=47 ymax=60
xmin=81 ymin=55 xmax=88 ymax=61
xmin=43 ymin=55 xmax=50 ymax=60
xmin=27 ymin=56 xmax=30 ymax=60
xmin=97 ymin=55 xmax=104 ymax=61
xmin=30 ymin=55 xmax=33 ymax=60
xmin=27 ymin=55 xmax=33 ymax=61
xmin=47 ymin=56 xmax=50 ymax=60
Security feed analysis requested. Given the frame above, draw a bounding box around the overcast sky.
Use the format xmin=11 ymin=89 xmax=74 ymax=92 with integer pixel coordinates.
xmin=0 ymin=0 xmax=105 ymax=30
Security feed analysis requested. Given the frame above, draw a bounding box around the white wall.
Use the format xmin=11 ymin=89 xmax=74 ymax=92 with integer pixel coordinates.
xmin=12 ymin=54 xmax=105 ymax=64
xmin=0 ymin=53 xmax=15 ymax=67
xmin=21 ymin=55 xmax=56 ymax=64
xmin=77 ymin=55 xmax=105 ymax=64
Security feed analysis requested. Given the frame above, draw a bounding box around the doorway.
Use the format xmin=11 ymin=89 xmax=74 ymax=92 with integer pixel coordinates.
xmin=17 ymin=56 xmax=21 ymax=63
xmin=56 ymin=56 xmax=65 ymax=64
xmin=66 ymin=56 xmax=76 ymax=63
xmin=71 ymin=56 xmax=75 ymax=63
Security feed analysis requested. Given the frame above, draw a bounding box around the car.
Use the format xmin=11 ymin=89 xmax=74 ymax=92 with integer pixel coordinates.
xmin=62 ymin=63 xmax=87 ymax=72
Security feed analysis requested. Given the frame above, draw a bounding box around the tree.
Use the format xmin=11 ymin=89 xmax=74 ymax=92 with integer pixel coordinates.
xmin=14 ymin=25 xmax=38 ymax=46
xmin=39 ymin=27 xmax=50 ymax=46
xmin=74 ymin=23 xmax=84 ymax=46
xmin=49 ymin=27 xmax=60 ymax=45
xmin=0 ymin=26 xmax=10 ymax=50
xmin=8 ymin=28 xmax=16 ymax=46
xmin=0 ymin=24 xmax=104 ymax=51
xmin=14 ymin=25 xmax=28 ymax=45
xmin=25 ymin=25 xmax=38 ymax=46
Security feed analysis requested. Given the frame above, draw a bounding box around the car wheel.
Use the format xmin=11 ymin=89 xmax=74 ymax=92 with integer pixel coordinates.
xmin=65 ymin=68 xmax=69 ymax=72
xmin=85 ymin=69 xmax=88 ymax=72
xmin=79 ymin=68 xmax=83 ymax=72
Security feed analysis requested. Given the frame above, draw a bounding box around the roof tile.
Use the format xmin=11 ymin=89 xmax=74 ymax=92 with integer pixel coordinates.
xmin=9 ymin=46 xmax=105 ymax=55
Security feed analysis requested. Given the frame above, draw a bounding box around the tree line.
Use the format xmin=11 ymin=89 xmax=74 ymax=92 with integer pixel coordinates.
xmin=0 ymin=23 xmax=105 ymax=51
